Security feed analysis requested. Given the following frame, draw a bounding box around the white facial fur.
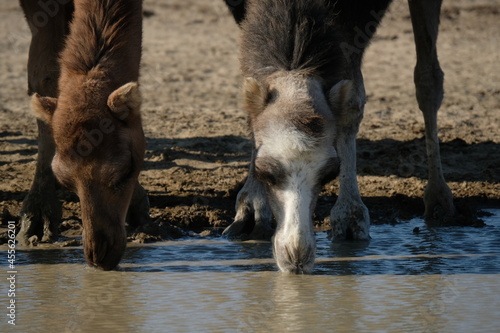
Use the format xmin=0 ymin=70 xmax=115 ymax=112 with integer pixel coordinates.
xmin=252 ymin=74 xmax=339 ymax=273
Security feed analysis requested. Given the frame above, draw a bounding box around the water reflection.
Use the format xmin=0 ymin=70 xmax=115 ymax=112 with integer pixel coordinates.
xmin=11 ymin=209 xmax=500 ymax=275
xmin=1 ymin=210 xmax=499 ymax=332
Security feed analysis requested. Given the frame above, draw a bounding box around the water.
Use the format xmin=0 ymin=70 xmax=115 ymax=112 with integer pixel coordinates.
xmin=2 ymin=209 xmax=500 ymax=332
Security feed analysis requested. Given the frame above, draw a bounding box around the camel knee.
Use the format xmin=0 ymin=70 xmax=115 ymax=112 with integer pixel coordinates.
xmin=27 ymin=73 xmax=59 ymax=97
xmin=329 ymin=76 xmax=366 ymax=138
xmin=26 ymin=39 xmax=62 ymax=96
xmin=21 ymin=0 xmax=73 ymax=96
xmin=414 ymin=62 xmax=444 ymax=114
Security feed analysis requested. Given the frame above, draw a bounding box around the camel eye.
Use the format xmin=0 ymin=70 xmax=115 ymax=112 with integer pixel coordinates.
xmin=255 ymin=169 xmax=278 ymax=186
xmin=255 ymin=156 xmax=286 ymax=187
xmin=112 ymin=166 xmax=135 ymax=192
xmin=111 ymin=155 xmax=137 ymax=192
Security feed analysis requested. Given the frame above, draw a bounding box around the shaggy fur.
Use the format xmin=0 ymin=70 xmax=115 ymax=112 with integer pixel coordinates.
xmin=61 ymin=0 xmax=141 ymax=78
xmin=224 ymin=0 xmax=456 ymax=274
xmin=239 ymin=0 xmax=343 ymax=84
xmin=237 ymin=0 xmax=392 ymax=84
xmin=30 ymin=0 xmax=146 ymax=271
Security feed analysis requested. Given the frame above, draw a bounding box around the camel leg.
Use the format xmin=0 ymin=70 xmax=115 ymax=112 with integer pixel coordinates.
xmin=126 ymin=182 xmax=150 ymax=230
xmin=223 ymin=147 xmax=274 ymax=240
xmin=222 ymin=0 xmax=272 ymax=240
xmin=408 ymin=0 xmax=456 ymax=223
xmin=330 ymin=70 xmax=370 ymax=240
xmin=17 ymin=0 xmax=74 ymax=245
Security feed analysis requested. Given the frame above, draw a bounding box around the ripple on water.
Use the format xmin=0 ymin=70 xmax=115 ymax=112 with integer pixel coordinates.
xmin=10 ymin=209 xmax=500 ymax=275
xmin=4 ymin=210 xmax=500 ymax=332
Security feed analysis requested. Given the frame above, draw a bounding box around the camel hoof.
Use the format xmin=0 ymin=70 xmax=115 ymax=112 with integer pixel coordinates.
xmin=17 ymin=196 xmax=61 ymax=245
xmin=330 ymin=200 xmax=370 ymax=240
xmin=424 ymin=181 xmax=457 ymax=226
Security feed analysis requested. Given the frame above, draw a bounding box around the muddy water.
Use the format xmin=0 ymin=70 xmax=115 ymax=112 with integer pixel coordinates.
xmin=2 ymin=209 xmax=500 ymax=332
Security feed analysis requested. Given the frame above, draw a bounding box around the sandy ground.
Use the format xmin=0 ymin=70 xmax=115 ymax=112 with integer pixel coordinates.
xmin=0 ymin=0 xmax=499 ymax=245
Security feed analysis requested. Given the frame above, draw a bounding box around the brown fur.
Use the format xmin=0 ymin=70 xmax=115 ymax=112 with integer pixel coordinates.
xmin=32 ymin=0 xmax=145 ymax=270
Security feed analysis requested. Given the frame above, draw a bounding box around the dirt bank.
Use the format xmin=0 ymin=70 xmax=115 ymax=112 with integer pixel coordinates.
xmin=1 ymin=0 xmax=498 ymax=246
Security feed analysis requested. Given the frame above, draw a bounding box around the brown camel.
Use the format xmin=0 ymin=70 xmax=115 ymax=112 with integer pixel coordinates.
xmin=17 ymin=0 xmax=149 ymax=270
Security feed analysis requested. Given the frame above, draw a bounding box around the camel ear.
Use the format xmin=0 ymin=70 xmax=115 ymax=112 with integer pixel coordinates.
xmin=243 ymin=77 xmax=268 ymax=122
xmin=328 ymin=80 xmax=354 ymax=110
xmin=107 ymin=82 xmax=141 ymax=120
xmin=31 ymin=93 xmax=57 ymax=124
